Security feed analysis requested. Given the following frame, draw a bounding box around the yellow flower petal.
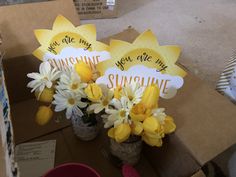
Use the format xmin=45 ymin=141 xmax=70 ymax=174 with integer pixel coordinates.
xmin=35 ymin=87 xmax=54 ymax=103
xmin=74 ymin=61 xmax=93 ymax=83
xmin=108 ymin=128 xmax=115 ymax=138
xmin=142 ymin=132 xmax=163 ymax=147
xmin=130 ymin=103 xmax=152 ymax=121
xmin=143 ymin=116 xmax=160 ymax=133
xmin=84 ymin=83 xmax=103 ymax=101
xmin=114 ymin=123 xmax=131 ymax=143
xmin=131 ymin=121 xmax=143 ymax=135
xmin=114 ymin=86 xmax=122 ymax=99
xmin=141 ymin=84 xmax=160 ymax=109
xmin=35 ymin=106 xmax=53 ymax=125
xmin=163 ymin=116 xmax=176 ymax=134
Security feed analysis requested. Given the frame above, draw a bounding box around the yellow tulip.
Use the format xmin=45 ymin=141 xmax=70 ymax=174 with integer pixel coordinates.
xmin=131 ymin=121 xmax=143 ymax=135
xmin=141 ymin=84 xmax=160 ymax=109
xmin=142 ymin=131 xmax=163 ymax=147
xmin=130 ymin=103 xmax=152 ymax=121
xmin=35 ymin=106 xmax=53 ymax=125
xmin=108 ymin=123 xmax=131 ymax=143
xmin=35 ymin=87 xmax=54 ymax=103
xmin=114 ymin=86 xmax=122 ymax=99
xmin=143 ymin=116 xmax=161 ymax=133
xmin=108 ymin=128 xmax=115 ymax=138
xmin=163 ymin=116 xmax=176 ymax=134
xmin=84 ymin=83 xmax=103 ymax=101
xmin=74 ymin=61 xmax=93 ymax=83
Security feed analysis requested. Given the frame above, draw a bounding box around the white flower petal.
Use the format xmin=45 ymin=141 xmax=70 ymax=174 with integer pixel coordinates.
xmin=55 ymin=104 xmax=66 ymax=112
xmin=87 ymin=103 xmax=100 ymax=112
xmin=46 ymin=81 xmax=52 ymax=88
xmin=39 ymin=84 xmax=45 ymax=92
xmin=66 ymin=107 xmax=73 ymax=119
xmin=94 ymin=105 xmax=104 ymax=114
xmin=27 ymin=73 xmax=42 ymax=80
xmin=77 ymin=101 xmax=87 ymax=108
xmin=74 ymin=107 xmax=84 ymax=117
xmin=41 ymin=62 xmax=51 ymax=76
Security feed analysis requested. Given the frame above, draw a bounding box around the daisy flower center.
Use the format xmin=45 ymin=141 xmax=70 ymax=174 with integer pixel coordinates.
xmin=128 ymin=95 xmax=134 ymax=101
xmin=71 ymin=83 xmax=79 ymax=90
xmin=119 ymin=110 xmax=126 ymax=118
xmin=43 ymin=76 xmax=49 ymax=80
xmin=68 ymin=98 xmax=75 ymax=105
xmin=102 ymin=98 xmax=109 ymax=106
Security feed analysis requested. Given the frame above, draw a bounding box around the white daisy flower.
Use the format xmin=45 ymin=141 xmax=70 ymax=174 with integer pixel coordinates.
xmin=121 ymin=81 xmax=145 ymax=104
xmin=152 ymin=108 xmax=167 ymax=124
xmin=104 ymin=96 xmax=132 ymax=128
xmin=87 ymin=84 xmax=113 ymax=114
xmin=27 ymin=61 xmax=60 ymax=94
xmin=57 ymin=68 xmax=87 ymax=97
xmin=52 ymin=90 xmax=88 ymax=119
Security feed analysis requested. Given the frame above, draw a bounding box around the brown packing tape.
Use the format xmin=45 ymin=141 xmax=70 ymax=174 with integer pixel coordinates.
xmin=0 ymin=0 xmax=80 ymax=59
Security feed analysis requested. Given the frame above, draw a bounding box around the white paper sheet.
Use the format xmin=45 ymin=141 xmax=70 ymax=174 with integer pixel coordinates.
xmin=15 ymin=140 xmax=56 ymax=177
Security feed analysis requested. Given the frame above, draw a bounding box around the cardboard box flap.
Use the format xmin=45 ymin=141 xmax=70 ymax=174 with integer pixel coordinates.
xmin=164 ymin=73 xmax=236 ymax=165
xmin=191 ymin=170 xmax=206 ymax=177
xmin=62 ymin=127 xmax=159 ymax=177
xmin=101 ymin=28 xmax=236 ymax=166
xmin=0 ymin=0 xmax=80 ymax=59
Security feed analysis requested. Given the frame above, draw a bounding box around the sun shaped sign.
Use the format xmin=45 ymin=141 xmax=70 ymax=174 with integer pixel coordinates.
xmin=33 ymin=15 xmax=110 ymax=71
xmin=96 ymin=30 xmax=187 ymax=99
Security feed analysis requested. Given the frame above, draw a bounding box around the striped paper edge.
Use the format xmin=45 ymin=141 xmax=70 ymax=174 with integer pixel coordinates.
xmin=216 ymin=52 xmax=236 ymax=94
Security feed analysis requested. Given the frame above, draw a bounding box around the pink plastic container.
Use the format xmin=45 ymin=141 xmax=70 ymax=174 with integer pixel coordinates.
xmin=43 ymin=163 xmax=100 ymax=177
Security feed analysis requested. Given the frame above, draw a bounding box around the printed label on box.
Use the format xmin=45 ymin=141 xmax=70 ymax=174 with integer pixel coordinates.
xmin=74 ymin=0 xmax=115 ymax=17
xmin=107 ymin=0 xmax=115 ymax=6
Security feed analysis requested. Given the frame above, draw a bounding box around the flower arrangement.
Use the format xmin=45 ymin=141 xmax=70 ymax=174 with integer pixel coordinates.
xmin=27 ymin=61 xmax=100 ymax=127
xmin=89 ymin=82 xmax=176 ymax=147
xmin=27 ymin=60 xmax=176 ymax=146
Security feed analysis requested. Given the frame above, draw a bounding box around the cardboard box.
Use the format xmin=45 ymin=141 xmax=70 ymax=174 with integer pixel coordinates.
xmin=1 ymin=1 xmax=236 ymax=177
xmin=73 ymin=0 xmax=118 ymax=20
xmin=0 ymin=0 xmax=80 ymax=176
xmin=0 ymin=0 xmax=119 ymax=20
xmin=191 ymin=170 xmax=206 ymax=177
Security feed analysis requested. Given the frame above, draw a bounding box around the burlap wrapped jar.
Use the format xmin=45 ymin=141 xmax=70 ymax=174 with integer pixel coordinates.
xmin=110 ymin=136 xmax=142 ymax=165
xmin=71 ymin=112 xmax=102 ymax=141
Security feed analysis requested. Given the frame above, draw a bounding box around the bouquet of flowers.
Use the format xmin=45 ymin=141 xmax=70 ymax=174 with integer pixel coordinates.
xmin=89 ymin=82 xmax=176 ymax=146
xmin=27 ymin=59 xmax=176 ymax=142
xmin=84 ymin=80 xmax=176 ymax=164
xmin=27 ymin=61 xmax=104 ymax=140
